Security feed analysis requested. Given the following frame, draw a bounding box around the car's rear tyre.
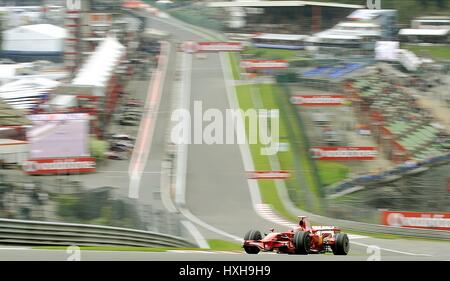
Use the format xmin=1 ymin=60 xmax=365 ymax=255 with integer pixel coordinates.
xmin=293 ymin=231 xmax=310 ymax=255
xmin=243 ymin=230 xmax=262 ymax=254
xmin=332 ymin=233 xmax=350 ymax=255
xmin=244 ymin=245 xmax=260 ymax=254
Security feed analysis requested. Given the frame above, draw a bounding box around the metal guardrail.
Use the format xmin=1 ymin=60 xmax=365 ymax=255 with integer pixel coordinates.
xmin=0 ymin=218 xmax=196 ymax=247
xmin=304 ymin=212 xmax=450 ymax=240
xmin=328 ymin=153 xmax=450 ymax=197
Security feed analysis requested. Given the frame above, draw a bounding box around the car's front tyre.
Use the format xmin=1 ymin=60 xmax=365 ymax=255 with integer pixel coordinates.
xmin=332 ymin=233 xmax=350 ymax=255
xmin=293 ymin=231 xmax=311 ymax=255
xmin=243 ymin=230 xmax=262 ymax=254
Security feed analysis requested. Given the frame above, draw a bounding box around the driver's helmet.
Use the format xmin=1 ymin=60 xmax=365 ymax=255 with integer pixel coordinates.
xmin=298 ymin=216 xmax=307 ymax=229
xmin=299 ymin=218 xmax=305 ymax=228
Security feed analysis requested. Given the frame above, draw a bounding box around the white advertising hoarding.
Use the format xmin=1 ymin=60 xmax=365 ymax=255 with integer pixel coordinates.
xmin=27 ymin=113 xmax=90 ymax=159
xmin=375 ymin=41 xmax=400 ymax=61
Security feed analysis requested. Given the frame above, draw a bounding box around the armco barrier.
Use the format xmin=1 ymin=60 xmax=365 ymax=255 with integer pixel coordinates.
xmin=304 ymin=211 xmax=450 ymax=240
xmin=328 ymin=153 xmax=450 ymax=197
xmin=0 ymin=218 xmax=196 ymax=247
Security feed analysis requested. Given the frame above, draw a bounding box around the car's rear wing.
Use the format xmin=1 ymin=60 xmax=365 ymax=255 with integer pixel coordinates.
xmin=311 ymin=226 xmax=341 ymax=232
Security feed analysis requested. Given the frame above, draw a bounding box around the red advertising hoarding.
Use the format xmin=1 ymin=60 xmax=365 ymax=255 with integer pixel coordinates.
xmin=247 ymin=171 xmax=290 ymax=180
xmin=240 ymin=60 xmax=289 ymax=70
xmin=310 ymin=147 xmax=377 ymax=160
xmin=23 ymin=157 xmax=96 ymax=175
xmin=290 ymin=95 xmax=346 ymax=106
xmin=122 ymin=0 xmax=145 ymax=9
xmin=182 ymin=41 xmax=242 ymax=53
xmin=381 ymin=211 xmax=450 ymax=231
xmin=198 ymin=42 xmax=242 ymax=52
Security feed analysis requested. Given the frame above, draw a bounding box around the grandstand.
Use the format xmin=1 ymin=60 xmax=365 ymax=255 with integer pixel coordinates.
xmin=308 ymin=9 xmax=398 ymax=59
xmin=349 ymin=75 xmax=450 ymax=163
xmin=0 ymin=78 xmax=59 ymax=112
xmin=207 ymin=1 xmax=364 ymax=34
xmin=412 ymin=17 xmax=450 ymax=29
xmin=399 ymin=16 xmax=450 ymax=44
xmin=302 ymin=63 xmax=365 ymax=80
xmin=251 ymin=33 xmax=307 ymax=50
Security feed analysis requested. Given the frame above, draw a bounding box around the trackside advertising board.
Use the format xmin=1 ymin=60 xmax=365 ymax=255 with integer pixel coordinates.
xmin=290 ymin=95 xmax=346 ymax=106
xmin=310 ymin=147 xmax=377 ymax=160
xmin=240 ymin=60 xmax=289 ymax=70
xmin=182 ymin=41 xmax=242 ymax=53
xmin=198 ymin=42 xmax=242 ymax=52
xmin=23 ymin=157 xmax=96 ymax=175
xmin=381 ymin=211 xmax=450 ymax=231
xmin=247 ymin=171 xmax=290 ymax=180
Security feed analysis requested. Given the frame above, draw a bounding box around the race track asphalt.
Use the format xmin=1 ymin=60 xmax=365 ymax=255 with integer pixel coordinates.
xmin=0 ymin=242 xmax=448 ymax=261
xmin=146 ymin=15 xmax=275 ymax=239
xmin=1 ymin=13 xmax=448 ymax=261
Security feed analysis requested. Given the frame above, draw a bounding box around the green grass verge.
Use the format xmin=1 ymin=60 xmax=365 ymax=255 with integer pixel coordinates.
xmin=207 ymin=239 xmax=243 ymax=251
xmin=229 ymin=53 xmax=241 ymax=80
xmin=258 ymin=83 xmax=317 ymax=211
xmin=343 ymin=230 xmax=450 ymax=242
xmin=231 ymin=53 xmax=326 ymax=216
xmin=33 ymin=240 xmax=245 ymax=252
xmin=402 ymin=44 xmax=450 ymax=61
xmin=235 ymin=84 xmax=298 ymax=222
xmin=317 ymin=162 xmax=350 ymax=187
xmin=274 ymin=84 xmax=325 ymax=212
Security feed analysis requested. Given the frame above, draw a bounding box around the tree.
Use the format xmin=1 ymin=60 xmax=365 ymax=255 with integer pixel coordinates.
xmin=435 ymin=0 xmax=447 ymax=8
xmin=89 ymin=137 xmax=109 ymax=161
xmin=418 ymin=0 xmax=428 ymax=8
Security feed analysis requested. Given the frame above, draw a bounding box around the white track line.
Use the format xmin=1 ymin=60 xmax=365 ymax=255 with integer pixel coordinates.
xmin=172 ymin=51 xmax=243 ymax=244
xmin=160 ymin=161 xmax=178 ymax=213
xmin=174 ymin=52 xmax=192 ymax=206
xmin=167 ymin=250 xmax=217 ymax=254
xmin=215 ymin=251 xmax=241 ymax=255
xmin=0 ymin=247 xmax=31 ymax=250
xmin=128 ymin=41 xmax=170 ymax=198
xmin=351 ymin=241 xmax=432 ymax=257
xmin=180 ymin=207 xmax=243 ymax=242
xmin=220 ymin=52 xmax=290 ymax=227
xmin=181 ymin=220 xmax=210 ymax=249
xmin=154 ymin=49 xmax=210 ymax=249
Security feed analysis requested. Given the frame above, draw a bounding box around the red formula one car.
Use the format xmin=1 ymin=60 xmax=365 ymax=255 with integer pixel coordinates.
xmin=243 ymin=216 xmax=350 ymax=255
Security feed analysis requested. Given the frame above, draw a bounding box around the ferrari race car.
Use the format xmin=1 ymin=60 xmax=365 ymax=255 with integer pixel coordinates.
xmin=243 ymin=216 xmax=350 ymax=255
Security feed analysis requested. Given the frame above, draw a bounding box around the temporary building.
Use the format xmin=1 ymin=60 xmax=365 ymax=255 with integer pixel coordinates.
xmin=0 ymin=77 xmax=60 ymax=112
xmin=49 ymin=94 xmax=78 ymax=111
xmin=72 ymin=36 xmax=125 ymax=97
xmin=2 ymin=24 xmax=67 ymax=62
